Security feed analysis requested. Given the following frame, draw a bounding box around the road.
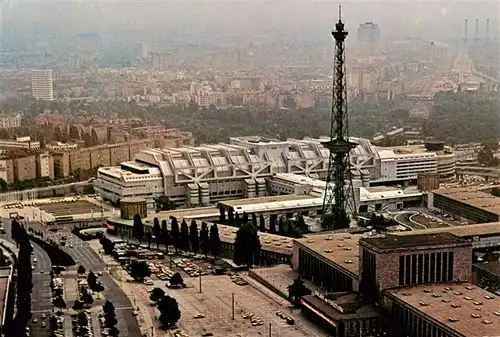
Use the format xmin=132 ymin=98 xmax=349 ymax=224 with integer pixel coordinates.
xmin=0 ymin=218 xmax=53 ymax=337
xmin=45 ymin=230 xmax=141 ymax=337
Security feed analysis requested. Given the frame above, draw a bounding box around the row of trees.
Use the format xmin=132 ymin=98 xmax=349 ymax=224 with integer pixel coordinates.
xmin=103 ymin=301 xmax=120 ymax=337
xmin=11 ymin=219 xmax=33 ymax=333
xmin=133 ymin=216 xmax=222 ymax=260
xmin=148 ymin=288 xmax=181 ymax=329
xmin=220 ymin=209 xmax=309 ymax=238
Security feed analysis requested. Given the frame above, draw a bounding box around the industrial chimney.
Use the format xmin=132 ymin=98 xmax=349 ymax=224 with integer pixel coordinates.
xmin=475 ymin=18 xmax=479 ymax=40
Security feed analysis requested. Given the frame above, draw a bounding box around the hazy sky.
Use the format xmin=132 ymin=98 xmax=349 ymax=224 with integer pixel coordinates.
xmin=2 ymin=1 xmax=499 ymax=41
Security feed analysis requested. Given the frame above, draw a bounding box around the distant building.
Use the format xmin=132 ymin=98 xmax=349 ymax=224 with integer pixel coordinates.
xmin=357 ymin=22 xmax=380 ymax=54
xmin=0 ymin=159 xmax=14 ymax=184
xmin=13 ymin=155 xmax=37 ymax=182
xmin=36 ymin=153 xmax=54 ymax=179
xmin=31 ymin=69 xmax=54 ymax=101
xmin=0 ymin=114 xmax=21 ymax=129
xmin=52 ymin=152 xmax=70 ymax=178
xmin=0 ymin=137 xmax=40 ymax=152
xmin=151 ymin=52 xmax=173 ymax=71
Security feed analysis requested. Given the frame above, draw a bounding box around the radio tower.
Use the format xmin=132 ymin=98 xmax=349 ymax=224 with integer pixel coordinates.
xmin=321 ymin=6 xmax=357 ymax=230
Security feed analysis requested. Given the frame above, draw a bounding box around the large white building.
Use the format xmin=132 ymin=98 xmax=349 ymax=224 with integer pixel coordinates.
xmin=0 ymin=114 xmax=21 ymax=129
xmin=31 ymin=69 xmax=54 ymax=101
xmin=94 ymin=136 xmax=454 ymax=207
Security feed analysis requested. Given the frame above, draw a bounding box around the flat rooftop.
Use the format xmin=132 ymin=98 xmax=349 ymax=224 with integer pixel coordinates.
xmin=294 ymin=233 xmax=361 ymax=278
xmin=432 ymin=187 xmax=500 ymax=216
xmin=361 ymin=233 xmax=469 ymax=252
xmin=392 ymin=222 xmax=500 ymax=238
xmin=385 ymin=282 xmax=500 ymax=337
xmin=219 ymin=194 xmax=315 ymax=208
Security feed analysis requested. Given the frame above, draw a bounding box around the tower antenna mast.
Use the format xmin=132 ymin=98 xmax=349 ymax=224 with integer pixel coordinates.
xmin=321 ymin=6 xmax=357 ymax=229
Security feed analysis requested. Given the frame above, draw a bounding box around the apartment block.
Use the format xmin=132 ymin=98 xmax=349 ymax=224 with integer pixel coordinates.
xmin=69 ymin=150 xmax=92 ymax=172
xmin=52 ymin=152 xmax=70 ymax=178
xmin=90 ymin=146 xmax=112 ymax=168
xmin=110 ymin=145 xmax=131 ymax=166
xmin=36 ymin=153 xmax=54 ymax=179
xmin=13 ymin=156 xmax=37 ymax=181
xmin=0 ymin=159 xmax=14 ymax=184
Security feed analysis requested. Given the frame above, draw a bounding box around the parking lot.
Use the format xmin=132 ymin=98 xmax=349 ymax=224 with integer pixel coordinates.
xmin=37 ymin=200 xmax=105 ymax=216
xmin=156 ymin=275 xmax=310 ymax=337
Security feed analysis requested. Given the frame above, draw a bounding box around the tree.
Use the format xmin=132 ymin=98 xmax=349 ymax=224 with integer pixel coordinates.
xmin=16 ymin=237 xmax=33 ymax=323
xmin=161 ymin=219 xmax=169 ymax=252
xmin=0 ymin=178 xmax=8 ymax=192
xmin=235 ymin=212 xmax=240 ymax=227
xmin=269 ymin=214 xmax=278 ymax=234
xmin=132 ymin=214 xmax=144 ymax=243
xmin=209 ymin=224 xmax=221 ymax=260
xmin=278 ymin=216 xmax=289 ymax=235
xmin=200 ymin=222 xmax=210 ymax=257
xmin=258 ymin=214 xmax=266 ymax=232
xmin=87 ymin=271 xmax=97 ymax=289
xmin=155 ymin=196 xmax=176 ymax=212
xmin=287 ymin=277 xmax=311 ymax=306
xmin=189 ymin=220 xmax=199 ymax=255
xmin=251 ymin=213 xmax=257 ymax=228
xmin=145 ymin=231 xmax=152 ymax=248
xmin=219 ymin=207 xmax=226 ymax=223
xmin=72 ymin=300 xmax=84 ymax=311
xmin=80 ymin=288 xmax=94 ymax=306
xmin=103 ymin=300 xmax=115 ymax=315
xmin=296 ymin=214 xmax=308 ymax=233
xmin=243 ymin=212 xmax=249 ymax=223
xmin=130 ymin=260 xmax=151 ymax=282
xmin=50 ymin=315 xmax=59 ymax=331
xmin=170 ymin=217 xmax=180 ymax=253
xmin=158 ymin=295 xmax=181 ymax=329
xmin=233 ymin=223 xmax=261 ymax=268
xmin=77 ymin=265 xmax=86 ymax=275
xmin=150 ymin=287 xmax=165 ymax=303
xmin=77 ymin=311 xmax=89 ymax=328
xmin=153 ymin=217 xmax=161 ymax=249
xmin=169 ymin=272 xmax=184 ymax=287
xmin=228 ymin=208 xmax=234 ymax=225
xmin=180 ymin=219 xmax=190 ymax=252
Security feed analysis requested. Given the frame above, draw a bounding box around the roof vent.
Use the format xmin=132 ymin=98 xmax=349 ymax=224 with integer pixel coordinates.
xmin=454 ymin=291 xmax=463 ymax=295
xmin=484 ymin=295 xmax=494 ymax=300
xmin=483 ymin=320 xmax=492 ymax=325
xmin=494 ymin=312 xmax=500 ymax=316
xmin=344 ymin=260 xmax=353 ymax=264
xmin=344 ymin=247 xmax=352 ymax=251
xmin=424 ymin=289 xmax=432 ymax=293
xmin=448 ymin=317 xmax=459 ymax=322
xmin=442 ymin=299 xmax=451 ymax=303
xmin=471 ymin=313 xmax=481 ymax=318
xmin=419 ymin=301 xmax=428 ymax=306
xmin=307 ymin=240 xmax=315 ymax=243
xmin=451 ymin=303 xmax=461 ymax=308
xmin=432 ymin=293 xmax=441 ymax=298
xmin=466 ymin=286 xmax=475 ymax=290
xmin=473 ymin=301 xmax=483 ymax=305
xmin=337 ymin=244 xmax=345 ymax=248
xmin=324 ymin=249 xmax=333 ymax=253
xmin=444 ymin=287 xmax=451 ymax=291
xmin=325 ymin=237 xmax=332 ymax=241
xmin=464 ymin=296 xmax=472 ymax=300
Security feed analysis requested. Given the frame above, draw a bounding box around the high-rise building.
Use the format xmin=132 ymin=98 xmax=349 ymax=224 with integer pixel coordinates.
xmin=31 ymin=69 xmax=54 ymax=101
xmin=151 ymin=52 xmax=173 ymax=71
xmin=357 ymin=22 xmax=380 ymax=54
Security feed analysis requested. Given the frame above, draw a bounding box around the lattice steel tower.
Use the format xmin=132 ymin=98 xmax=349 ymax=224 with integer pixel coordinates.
xmin=321 ymin=8 xmax=357 ymax=230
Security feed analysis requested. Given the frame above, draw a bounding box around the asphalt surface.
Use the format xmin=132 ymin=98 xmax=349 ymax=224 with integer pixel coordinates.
xmin=45 ymin=231 xmax=141 ymax=337
xmin=0 ymin=218 xmax=53 ymax=337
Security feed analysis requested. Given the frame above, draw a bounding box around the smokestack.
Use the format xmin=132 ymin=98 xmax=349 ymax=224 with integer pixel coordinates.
xmin=486 ymin=19 xmax=490 ymax=39
xmin=475 ymin=18 xmax=479 ymax=40
xmin=464 ymin=19 xmax=468 ymax=41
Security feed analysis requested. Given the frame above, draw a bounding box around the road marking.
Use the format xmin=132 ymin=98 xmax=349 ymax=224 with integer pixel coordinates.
xmin=31 ymin=309 xmax=53 ymax=314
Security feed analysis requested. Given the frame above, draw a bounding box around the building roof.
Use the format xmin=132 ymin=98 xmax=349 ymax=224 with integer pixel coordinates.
xmin=385 ymin=282 xmax=500 ymax=337
xmin=361 ymin=233 xmax=469 ymax=252
xmin=294 ymin=233 xmax=361 ymax=278
xmin=432 ymin=187 xmax=500 ymax=216
xmin=219 ymin=194 xmax=314 ymax=208
xmin=392 ymin=222 xmax=500 ymax=238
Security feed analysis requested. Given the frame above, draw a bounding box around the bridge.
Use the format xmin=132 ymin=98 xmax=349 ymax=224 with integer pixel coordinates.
xmin=456 ymin=166 xmax=500 ymax=182
xmin=0 ymin=180 xmax=92 ymax=204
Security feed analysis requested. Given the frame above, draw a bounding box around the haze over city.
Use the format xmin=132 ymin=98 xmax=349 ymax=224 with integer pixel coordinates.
xmin=0 ymin=1 xmax=499 ymax=337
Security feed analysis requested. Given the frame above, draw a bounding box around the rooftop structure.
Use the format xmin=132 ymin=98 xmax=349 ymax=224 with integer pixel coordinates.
xmin=360 ymin=233 xmax=469 ymax=252
xmin=430 ymin=187 xmax=500 ymax=223
xmin=384 ymin=282 xmax=500 ymax=337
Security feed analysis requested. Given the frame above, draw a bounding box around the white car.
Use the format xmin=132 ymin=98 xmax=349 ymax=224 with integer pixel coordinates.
xmin=33 ymin=258 xmax=37 ymax=263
